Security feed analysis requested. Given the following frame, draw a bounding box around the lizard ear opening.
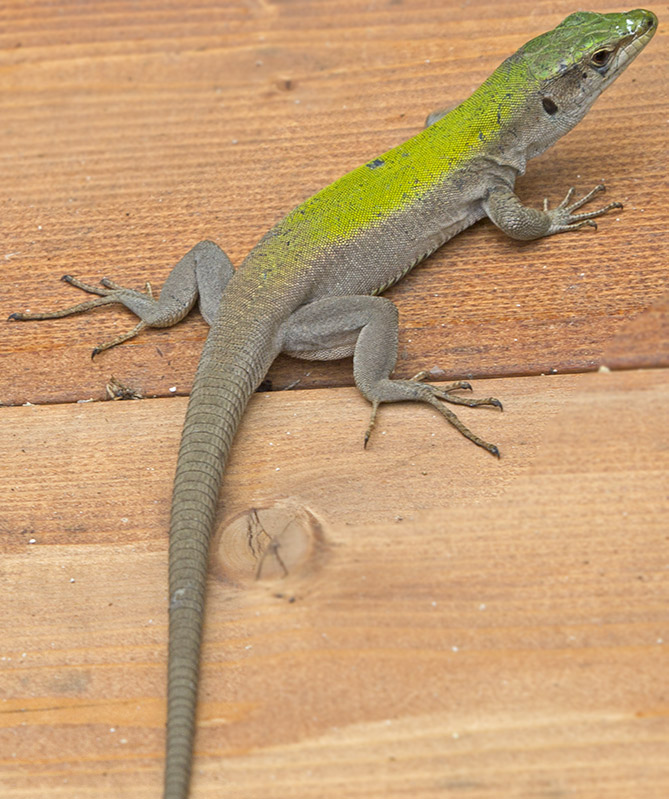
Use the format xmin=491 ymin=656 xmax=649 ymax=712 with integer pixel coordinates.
xmin=542 ymin=97 xmax=558 ymax=115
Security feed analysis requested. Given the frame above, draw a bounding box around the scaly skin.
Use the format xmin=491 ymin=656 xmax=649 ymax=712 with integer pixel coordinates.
xmin=8 ymin=10 xmax=658 ymax=798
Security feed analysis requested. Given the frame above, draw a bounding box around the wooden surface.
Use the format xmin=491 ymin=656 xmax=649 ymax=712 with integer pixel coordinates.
xmin=1 ymin=1 xmax=668 ymax=798
xmin=2 ymin=371 xmax=669 ymax=798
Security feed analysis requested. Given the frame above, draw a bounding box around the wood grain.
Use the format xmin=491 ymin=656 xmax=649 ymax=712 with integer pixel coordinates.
xmin=1 ymin=369 xmax=668 ymax=798
xmin=1 ymin=0 xmax=667 ymax=405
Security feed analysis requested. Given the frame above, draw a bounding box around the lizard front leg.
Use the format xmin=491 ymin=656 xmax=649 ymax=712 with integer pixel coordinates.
xmin=483 ymin=182 xmax=622 ymax=240
xmin=8 ymin=240 xmax=233 ymax=355
xmin=280 ymin=295 xmax=501 ymax=457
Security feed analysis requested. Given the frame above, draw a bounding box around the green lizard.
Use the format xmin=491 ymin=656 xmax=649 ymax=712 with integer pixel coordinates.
xmin=9 ymin=9 xmax=657 ymax=798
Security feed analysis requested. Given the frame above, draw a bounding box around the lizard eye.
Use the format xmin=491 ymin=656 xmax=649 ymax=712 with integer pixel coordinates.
xmin=590 ymin=48 xmax=614 ymax=69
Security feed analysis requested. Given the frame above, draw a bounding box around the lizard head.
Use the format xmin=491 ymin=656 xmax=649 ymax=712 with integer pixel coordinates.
xmin=521 ymin=9 xmax=657 ymax=94
xmin=495 ymin=9 xmax=658 ymax=160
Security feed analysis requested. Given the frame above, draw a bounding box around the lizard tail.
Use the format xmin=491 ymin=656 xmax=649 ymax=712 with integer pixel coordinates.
xmin=163 ymin=320 xmax=278 ymax=799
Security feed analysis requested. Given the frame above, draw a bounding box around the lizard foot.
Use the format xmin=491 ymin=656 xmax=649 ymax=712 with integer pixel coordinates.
xmin=364 ymin=376 xmax=502 ymax=458
xmin=9 ymin=274 xmax=155 ymax=357
xmin=544 ymin=183 xmax=623 ymax=234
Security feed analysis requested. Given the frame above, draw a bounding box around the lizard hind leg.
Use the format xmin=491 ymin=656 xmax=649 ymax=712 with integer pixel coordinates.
xmin=280 ymin=294 xmax=501 ymax=457
xmin=8 ymin=239 xmax=235 ymax=355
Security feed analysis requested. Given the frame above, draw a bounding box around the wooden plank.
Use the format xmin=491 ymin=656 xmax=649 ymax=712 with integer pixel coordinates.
xmin=1 ymin=0 xmax=667 ymax=406
xmin=1 ymin=369 xmax=667 ymax=798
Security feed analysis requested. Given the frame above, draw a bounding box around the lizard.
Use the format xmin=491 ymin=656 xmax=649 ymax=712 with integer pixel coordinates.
xmin=9 ymin=9 xmax=657 ymax=798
